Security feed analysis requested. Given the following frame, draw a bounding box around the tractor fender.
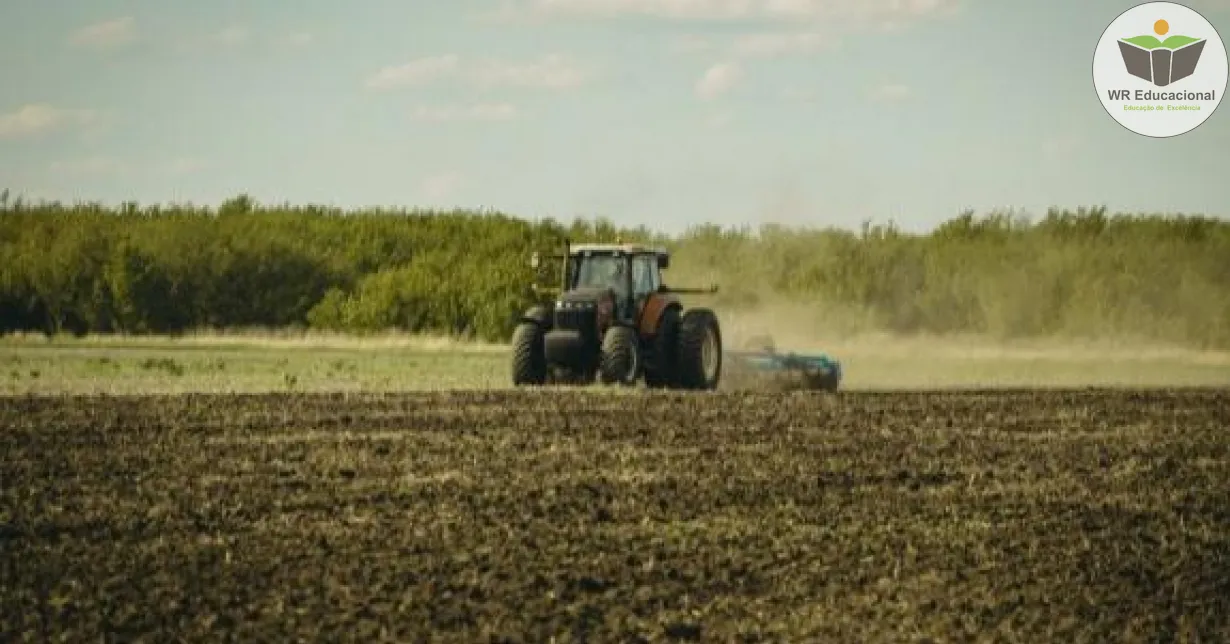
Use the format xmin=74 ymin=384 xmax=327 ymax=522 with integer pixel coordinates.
xmin=639 ymin=293 xmax=682 ymax=337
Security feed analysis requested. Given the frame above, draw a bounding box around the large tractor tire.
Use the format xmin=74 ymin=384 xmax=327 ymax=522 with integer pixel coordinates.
xmin=674 ymin=308 xmax=722 ymax=390
xmin=643 ymin=306 xmax=680 ymax=388
xmin=599 ymin=325 xmax=640 ymax=386
xmin=510 ymin=321 xmax=547 ymax=385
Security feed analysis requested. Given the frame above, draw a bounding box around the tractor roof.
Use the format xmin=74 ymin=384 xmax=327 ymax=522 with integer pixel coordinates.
xmin=568 ymin=243 xmax=669 ymax=256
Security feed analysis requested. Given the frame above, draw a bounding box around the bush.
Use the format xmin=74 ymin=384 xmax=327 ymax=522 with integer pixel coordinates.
xmin=1 ymin=195 xmax=1227 ymax=348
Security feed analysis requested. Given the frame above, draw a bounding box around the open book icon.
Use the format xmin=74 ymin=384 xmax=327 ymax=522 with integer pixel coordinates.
xmin=1117 ymin=35 xmax=1207 ymax=86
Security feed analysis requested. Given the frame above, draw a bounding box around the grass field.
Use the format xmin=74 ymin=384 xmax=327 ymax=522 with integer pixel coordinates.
xmin=3 ymin=331 xmax=1229 ymax=394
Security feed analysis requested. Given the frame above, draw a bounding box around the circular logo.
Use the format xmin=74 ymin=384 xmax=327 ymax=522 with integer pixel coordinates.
xmin=1093 ymin=1 xmax=1227 ymax=138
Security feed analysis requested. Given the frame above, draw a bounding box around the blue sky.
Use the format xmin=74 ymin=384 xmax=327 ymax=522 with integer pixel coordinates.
xmin=1 ymin=0 xmax=1228 ymax=234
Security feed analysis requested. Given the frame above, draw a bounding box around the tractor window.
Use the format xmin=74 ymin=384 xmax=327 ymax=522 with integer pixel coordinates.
xmin=632 ymin=255 xmax=660 ymax=297
xmin=573 ymin=254 xmax=627 ymax=291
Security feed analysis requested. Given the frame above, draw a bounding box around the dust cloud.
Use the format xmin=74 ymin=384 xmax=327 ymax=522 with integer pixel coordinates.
xmin=712 ymin=296 xmax=1230 ymax=391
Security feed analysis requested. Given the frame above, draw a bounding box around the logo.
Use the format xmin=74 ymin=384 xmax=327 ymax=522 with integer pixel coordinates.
xmin=1093 ymin=2 xmax=1227 ymax=137
xmin=1118 ymin=19 xmax=1206 ymax=86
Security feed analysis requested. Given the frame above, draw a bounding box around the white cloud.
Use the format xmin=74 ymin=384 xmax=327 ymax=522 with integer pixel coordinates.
xmin=520 ymin=0 xmax=961 ymax=23
xmin=527 ymin=0 xmax=758 ymax=20
xmin=171 ymin=24 xmax=252 ymax=53
xmin=695 ymin=63 xmax=742 ymax=99
xmin=68 ymin=17 xmax=135 ymax=49
xmin=420 ymin=172 xmax=462 ymax=201
xmin=366 ymin=55 xmax=461 ymax=89
xmin=49 ymin=157 xmax=128 ymax=175
xmin=672 ymin=30 xmax=833 ymax=59
xmin=411 ymin=104 xmax=519 ymax=121
xmin=653 ymin=0 xmax=951 ymax=60
xmin=472 ymin=54 xmax=588 ymax=89
xmin=870 ymin=82 xmax=911 ymax=101
xmin=0 ymin=104 xmax=96 ymax=138
xmin=366 ymin=54 xmax=588 ymax=90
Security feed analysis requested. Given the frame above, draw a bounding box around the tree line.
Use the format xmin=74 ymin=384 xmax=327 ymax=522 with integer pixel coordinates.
xmin=2 ymin=192 xmax=1228 ymax=348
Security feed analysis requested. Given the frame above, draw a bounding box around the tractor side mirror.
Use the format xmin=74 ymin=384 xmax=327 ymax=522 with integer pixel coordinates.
xmin=657 ymin=254 xmax=670 ymax=269
xmin=530 ymin=252 xmax=540 ymax=269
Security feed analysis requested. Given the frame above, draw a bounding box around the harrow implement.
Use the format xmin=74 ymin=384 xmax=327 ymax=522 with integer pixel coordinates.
xmin=725 ymin=336 xmax=843 ymax=392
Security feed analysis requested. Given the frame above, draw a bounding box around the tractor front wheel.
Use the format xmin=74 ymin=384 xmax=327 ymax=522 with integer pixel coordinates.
xmin=675 ymin=309 xmax=721 ymax=390
xmin=599 ymin=325 xmax=640 ymax=386
xmin=510 ymin=321 xmax=547 ymax=385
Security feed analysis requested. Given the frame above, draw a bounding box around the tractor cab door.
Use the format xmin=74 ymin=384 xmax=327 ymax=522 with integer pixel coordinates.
xmin=631 ymin=254 xmax=660 ymax=325
xmin=608 ymin=255 xmax=634 ymax=322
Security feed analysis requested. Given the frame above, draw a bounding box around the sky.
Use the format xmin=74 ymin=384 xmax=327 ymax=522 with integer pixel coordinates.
xmin=1 ymin=0 xmax=1228 ymax=234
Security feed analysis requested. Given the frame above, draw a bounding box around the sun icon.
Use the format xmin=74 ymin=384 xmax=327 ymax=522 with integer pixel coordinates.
xmin=1154 ymin=19 xmax=1169 ymax=36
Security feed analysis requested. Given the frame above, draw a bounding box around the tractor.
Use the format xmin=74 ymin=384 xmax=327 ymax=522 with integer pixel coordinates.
xmin=510 ymin=240 xmax=723 ymax=390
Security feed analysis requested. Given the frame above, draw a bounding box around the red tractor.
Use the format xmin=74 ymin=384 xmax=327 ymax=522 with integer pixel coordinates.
xmin=510 ymin=241 xmax=722 ymax=390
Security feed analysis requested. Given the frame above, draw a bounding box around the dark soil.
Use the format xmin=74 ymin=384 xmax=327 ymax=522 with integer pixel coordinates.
xmin=2 ymin=388 xmax=1228 ymax=642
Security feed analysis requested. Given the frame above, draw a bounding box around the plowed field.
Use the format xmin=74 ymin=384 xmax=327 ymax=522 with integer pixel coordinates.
xmin=3 ymin=389 xmax=1228 ymax=642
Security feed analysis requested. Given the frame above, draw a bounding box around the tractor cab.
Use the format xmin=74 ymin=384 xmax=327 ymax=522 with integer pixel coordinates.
xmin=561 ymin=243 xmax=668 ymax=322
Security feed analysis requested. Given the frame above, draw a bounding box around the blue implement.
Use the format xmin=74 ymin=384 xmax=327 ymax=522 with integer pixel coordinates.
xmin=727 ymin=347 xmax=843 ymax=391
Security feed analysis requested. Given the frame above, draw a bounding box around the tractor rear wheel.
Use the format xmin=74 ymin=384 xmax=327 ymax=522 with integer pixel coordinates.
xmin=511 ymin=321 xmax=547 ymax=385
xmin=675 ymin=308 xmax=721 ymax=390
xmin=599 ymin=325 xmax=640 ymax=386
xmin=644 ymin=306 xmax=680 ymax=388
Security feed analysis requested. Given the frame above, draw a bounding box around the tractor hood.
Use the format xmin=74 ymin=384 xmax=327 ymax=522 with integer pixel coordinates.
xmin=558 ymin=287 xmax=611 ymax=305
